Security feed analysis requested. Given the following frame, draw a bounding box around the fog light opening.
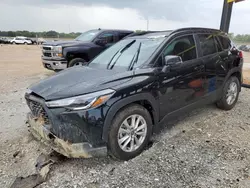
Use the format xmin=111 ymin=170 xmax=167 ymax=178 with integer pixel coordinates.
xmin=48 ymin=133 xmax=55 ymax=140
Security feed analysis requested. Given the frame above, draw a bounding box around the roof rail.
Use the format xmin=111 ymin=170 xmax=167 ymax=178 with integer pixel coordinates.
xmin=172 ymin=27 xmax=224 ymax=34
xmin=124 ymin=30 xmax=173 ymax=39
xmin=124 ymin=31 xmax=158 ymax=38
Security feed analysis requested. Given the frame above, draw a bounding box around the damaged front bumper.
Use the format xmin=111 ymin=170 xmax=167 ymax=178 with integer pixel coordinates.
xmin=27 ymin=113 xmax=107 ymax=158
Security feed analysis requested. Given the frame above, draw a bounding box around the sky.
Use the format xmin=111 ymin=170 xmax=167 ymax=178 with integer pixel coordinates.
xmin=0 ymin=0 xmax=249 ymax=34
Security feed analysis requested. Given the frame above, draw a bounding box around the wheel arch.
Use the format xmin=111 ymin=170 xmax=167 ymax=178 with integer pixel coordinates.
xmin=64 ymin=48 xmax=90 ymax=64
xmin=67 ymin=53 xmax=89 ymax=63
xmin=102 ymin=93 xmax=159 ymax=142
xmin=231 ymin=71 xmax=242 ymax=84
xmin=224 ymin=68 xmax=242 ymax=92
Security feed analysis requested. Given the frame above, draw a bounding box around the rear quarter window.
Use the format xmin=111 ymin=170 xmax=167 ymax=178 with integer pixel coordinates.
xmin=218 ymin=35 xmax=231 ymax=50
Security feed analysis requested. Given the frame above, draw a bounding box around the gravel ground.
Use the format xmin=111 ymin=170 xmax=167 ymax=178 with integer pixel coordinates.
xmin=0 ymin=45 xmax=250 ymax=188
xmin=39 ymin=88 xmax=250 ymax=188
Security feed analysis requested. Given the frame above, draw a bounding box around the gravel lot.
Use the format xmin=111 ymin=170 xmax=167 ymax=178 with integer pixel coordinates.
xmin=0 ymin=45 xmax=250 ymax=188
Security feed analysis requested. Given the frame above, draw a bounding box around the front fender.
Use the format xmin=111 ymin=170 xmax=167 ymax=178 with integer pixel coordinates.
xmin=102 ymin=93 xmax=159 ymax=142
xmin=63 ymin=46 xmax=90 ymax=60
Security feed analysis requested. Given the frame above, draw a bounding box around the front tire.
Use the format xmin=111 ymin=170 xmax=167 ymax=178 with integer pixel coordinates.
xmin=216 ymin=76 xmax=240 ymax=110
xmin=68 ymin=58 xmax=86 ymax=67
xmin=108 ymin=104 xmax=153 ymax=160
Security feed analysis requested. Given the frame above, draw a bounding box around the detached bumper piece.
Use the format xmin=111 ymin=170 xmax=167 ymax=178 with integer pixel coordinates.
xmin=27 ymin=113 xmax=107 ymax=158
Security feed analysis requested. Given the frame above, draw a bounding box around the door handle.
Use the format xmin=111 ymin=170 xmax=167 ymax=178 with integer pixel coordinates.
xmin=194 ymin=65 xmax=204 ymax=71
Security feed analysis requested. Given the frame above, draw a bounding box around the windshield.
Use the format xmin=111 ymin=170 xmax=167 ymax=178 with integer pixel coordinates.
xmin=75 ymin=30 xmax=100 ymax=42
xmin=89 ymin=37 xmax=165 ymax=69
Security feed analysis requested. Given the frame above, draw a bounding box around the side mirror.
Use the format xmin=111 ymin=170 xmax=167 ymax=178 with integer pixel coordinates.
xmin=162 ymin=55 xmax=183 ymax=72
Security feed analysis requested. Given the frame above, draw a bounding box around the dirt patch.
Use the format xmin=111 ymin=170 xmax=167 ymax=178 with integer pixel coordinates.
xmin=243 ymin=52 xmax=250 ymax=85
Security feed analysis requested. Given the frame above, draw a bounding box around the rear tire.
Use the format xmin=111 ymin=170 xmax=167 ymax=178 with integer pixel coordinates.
xmin=108 ymin=104 xmax=153 ymax=160
xmin=68 ymin=58 xmax=86 ymax=67
xmin=216 ymin=76 xmax=240 ymax=111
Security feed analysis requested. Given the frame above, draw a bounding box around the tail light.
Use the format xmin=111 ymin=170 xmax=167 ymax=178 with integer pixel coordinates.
xmin=239 ymin=51 xmax=243 ymax=59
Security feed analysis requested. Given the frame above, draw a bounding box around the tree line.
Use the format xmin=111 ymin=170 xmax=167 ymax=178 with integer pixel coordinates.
xmin=228 ymin=33 xmax=250 ymax=42
xmin=1 ymin=30 xmax=250 ymax=42
xmin=0 ymin=30 xmax=82 ymax=38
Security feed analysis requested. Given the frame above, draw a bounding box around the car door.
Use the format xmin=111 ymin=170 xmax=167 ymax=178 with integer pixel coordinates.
xmin=97 ymin=32 xmax=116 ymax=49
xmin=157 ymin=34 xmax=206 ymax=119
xmin=196 ymin=33 xmax=222 ymax=98
xmin=20 ymin=38 xmax=25 ymax=44
xmin=90 ymin=32 xmax=116 ymax=60
xmin=15 ymin=38 xmax=20 ymax=44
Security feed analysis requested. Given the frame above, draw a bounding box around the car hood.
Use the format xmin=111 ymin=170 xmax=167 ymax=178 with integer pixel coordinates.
xmin=43 ymin=40 xmax=92 ymax=47
xmin=29 ymin=66 xmax=133 ymax=101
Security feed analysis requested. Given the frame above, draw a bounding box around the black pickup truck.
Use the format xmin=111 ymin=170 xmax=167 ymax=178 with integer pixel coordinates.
xmin=41 ymin=29 xmax=133 ymax=71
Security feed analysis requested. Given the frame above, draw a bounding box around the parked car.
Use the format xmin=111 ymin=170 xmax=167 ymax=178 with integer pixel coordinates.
xmin=0 ymin=37 xmax=10 ymax=44
xmin=25 ymin=28 xmax=243 ymax=160
xmin=37 ymin=38 xmax=46 ymax=45
xmin=10 ymin=36 xmax=32 ymax=45
xmin=26 ymin=38 xmax=38 ymax=45
xmin=238 ymin=44 xmax=250 ymax=52
xmin=41 ymin=29 xmax=133 ymax=71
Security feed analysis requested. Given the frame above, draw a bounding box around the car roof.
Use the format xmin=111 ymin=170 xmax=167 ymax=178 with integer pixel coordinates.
xmin=126 ymin=30 xmax=173 ymax=39
xmin=16 ymin=36 xmax=28 ymax=39
xmin=173 ymin=27 xmax=223 ymax=34
xmin=126 ymin=27 xmax=226 ymax=39
xmin=89 ymin=29 xmax=133 ymax=33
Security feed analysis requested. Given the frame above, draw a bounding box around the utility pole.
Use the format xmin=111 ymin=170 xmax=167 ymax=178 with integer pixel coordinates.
xmin=220 ymin=0 xmax=233 ymax=33
xmin=220 ymin=0 xmax=245 ymax=33
xmin=146 ymin=17 xmax=149 ymax=31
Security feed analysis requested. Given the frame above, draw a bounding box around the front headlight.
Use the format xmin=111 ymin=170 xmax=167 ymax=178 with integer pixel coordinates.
xmin=53 ymin=46 xmax=62 ymax=53
xmin=45 ymin=89 xmax=115 ymax=110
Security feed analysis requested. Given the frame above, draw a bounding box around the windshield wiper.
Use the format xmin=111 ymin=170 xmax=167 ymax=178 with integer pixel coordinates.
xmin=128 ymin=42 xmax=141 ymax=71
xmin=107 ymin=40 xmax=136 ymax=69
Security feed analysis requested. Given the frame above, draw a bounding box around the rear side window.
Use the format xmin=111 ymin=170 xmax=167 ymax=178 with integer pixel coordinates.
xmin=218 ymin=35 xmax=231 ymax=50
xmin=198 ymin=34 xmax=217 ymax=56
xmin=118 ymin=32 xmax=131 ymax=40
xmin=98 ymin=32 xmax=114 ymax=43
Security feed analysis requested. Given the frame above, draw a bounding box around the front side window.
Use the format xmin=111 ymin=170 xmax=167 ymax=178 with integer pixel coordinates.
xmin=198 ymin=34 xmax=217 ymax=56
xmin=163 ymin=35 xmax=197 ymax=62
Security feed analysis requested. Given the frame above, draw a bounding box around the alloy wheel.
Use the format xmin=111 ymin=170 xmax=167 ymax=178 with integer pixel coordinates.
xmin=117 ymin=114 xmax=147 ymax=152
xmin=226 ymin=81 xmax=238 ymax=105
xmin=73 ymin=62 xmax=85 ymax=66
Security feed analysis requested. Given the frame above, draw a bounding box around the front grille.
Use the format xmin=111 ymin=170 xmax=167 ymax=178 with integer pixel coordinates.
xmin=43 ymin=46 xmax=52 ymax=51
xmin=27 ymin=99 xmax=50 ymax=124
xmin=43 ymin=52 xmax=52 ymax=57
